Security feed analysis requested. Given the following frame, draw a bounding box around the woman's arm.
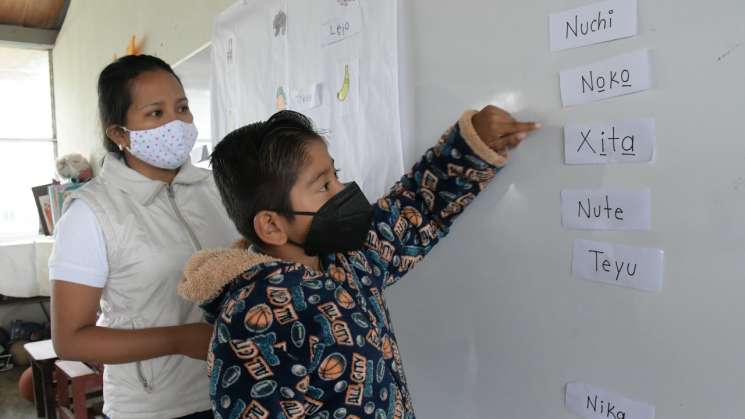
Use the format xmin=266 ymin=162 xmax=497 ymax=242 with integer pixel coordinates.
xmin=51 ymin=280 xmax=212 ymax=363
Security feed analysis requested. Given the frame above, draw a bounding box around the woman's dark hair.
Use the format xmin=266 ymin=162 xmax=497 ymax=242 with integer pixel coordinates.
xmin=211 ymin=110 xmax=324 ymax=246
xmin=97 ymin=54 xmax=182 ymax=156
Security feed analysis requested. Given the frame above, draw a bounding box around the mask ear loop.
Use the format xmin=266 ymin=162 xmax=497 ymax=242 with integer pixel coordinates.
xmin=286 ymin=211 xmax=316 ymax=216
xmin=113 ymin=126 xmax=134 ymax=168
xmin=270 ymin=209 xmax=319 ymax=256
xmin=117 ymin=126 xmax=132 ymax=153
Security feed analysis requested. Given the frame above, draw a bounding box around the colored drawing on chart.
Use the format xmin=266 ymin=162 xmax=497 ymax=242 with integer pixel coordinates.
xmin=273 ymin=10 xmax=287 ymax=37
xmin=336 ymin=64 xmax=350 ymax=101
xmin=276 ymin=86 xmax=287 ymax=111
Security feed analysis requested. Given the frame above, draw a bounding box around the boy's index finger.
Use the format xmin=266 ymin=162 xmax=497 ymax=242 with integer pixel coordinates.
xmin=498 ymin=121 xmax=541 ymax=136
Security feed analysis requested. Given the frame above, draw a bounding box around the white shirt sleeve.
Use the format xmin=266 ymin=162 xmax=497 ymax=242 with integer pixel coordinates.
xmin=48 ymin=199 xmax=109 ymax=288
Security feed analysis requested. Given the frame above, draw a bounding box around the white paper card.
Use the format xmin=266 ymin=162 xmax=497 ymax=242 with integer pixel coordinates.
xmin=560 ymin=49 xmax=652 ymax=107
xmin=561 ymin=189 xmax=651 ymax=231
xmin=322 ymin=1 xmax=362 ymax=46
xmin=572 ymin=239 xmax=664 ymax=292
xmin=565 ymin=118 xmax=655 ymax=164
xmin=550 ymin=0 xmax=638 ymax=51
xmin=290 ymin=83 xmax=323 ymax=110
xmin=566 ymin=382 xmax=656 ymax=419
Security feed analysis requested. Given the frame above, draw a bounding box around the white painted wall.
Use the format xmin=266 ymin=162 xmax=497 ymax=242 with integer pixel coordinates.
xmin=51 ymin=0 xmax=235 ymax=165
xmin=2 ymin=0 xmax=237 ymax=334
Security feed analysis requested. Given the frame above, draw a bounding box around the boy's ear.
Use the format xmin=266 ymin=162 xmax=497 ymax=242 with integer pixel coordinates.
xmin=253 ymin=210 xmax=288 ymax=246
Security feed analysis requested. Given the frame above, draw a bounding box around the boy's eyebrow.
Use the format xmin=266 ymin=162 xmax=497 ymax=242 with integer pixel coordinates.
xmin=307 ymin=160 xmax=336 ymax=186
xmin=308 ymin=168 xmax=331 ymax=186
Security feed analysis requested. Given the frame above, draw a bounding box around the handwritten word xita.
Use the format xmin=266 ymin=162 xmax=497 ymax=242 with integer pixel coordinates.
xmin=577 ymin=126 xmax=636 ymax=157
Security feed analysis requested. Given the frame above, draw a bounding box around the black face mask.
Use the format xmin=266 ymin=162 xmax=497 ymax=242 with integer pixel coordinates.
xmin=284 ymin=182 xmax=373 ymax=256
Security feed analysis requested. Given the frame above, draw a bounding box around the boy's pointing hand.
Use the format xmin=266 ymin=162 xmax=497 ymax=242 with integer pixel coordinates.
xmin=471 ymin=105 xmax=541 ymax=155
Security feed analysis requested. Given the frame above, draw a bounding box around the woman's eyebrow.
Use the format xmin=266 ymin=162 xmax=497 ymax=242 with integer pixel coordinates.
xmin=139 ymin=100 xmax=163 ymax=110
xmin=138 ymin=97 xmax=188 ymax=109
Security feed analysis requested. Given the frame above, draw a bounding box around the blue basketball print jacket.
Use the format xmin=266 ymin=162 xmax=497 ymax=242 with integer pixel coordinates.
xmin=179 ymin=111 xmax=508 ymax=419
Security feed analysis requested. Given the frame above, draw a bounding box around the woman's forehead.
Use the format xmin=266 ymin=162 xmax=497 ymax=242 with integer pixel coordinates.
xmin=130 ymin=70 xmax=185 ymax=106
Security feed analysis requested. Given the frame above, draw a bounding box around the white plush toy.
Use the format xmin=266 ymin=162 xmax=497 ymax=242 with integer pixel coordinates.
xmin=55 ymin=153 xmax=93 ymax=183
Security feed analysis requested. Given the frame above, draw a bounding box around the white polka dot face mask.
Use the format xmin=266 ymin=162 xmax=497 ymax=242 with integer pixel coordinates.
xmin=122 ymin=119 xmax=198 ymax=170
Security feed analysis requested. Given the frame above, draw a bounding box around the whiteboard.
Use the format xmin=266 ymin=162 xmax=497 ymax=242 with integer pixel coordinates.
xmin=209 ymin=0 xmax=403 ymax=200
xmin=385 ymin=0 xmax=745 ymax=418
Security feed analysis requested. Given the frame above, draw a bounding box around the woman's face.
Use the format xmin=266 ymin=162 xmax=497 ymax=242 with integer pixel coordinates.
xmin=124 ymin=69 xmax=193 ymax=131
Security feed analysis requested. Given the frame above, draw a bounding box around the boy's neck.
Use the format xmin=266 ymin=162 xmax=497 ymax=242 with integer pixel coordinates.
xmin=262 ymin=243 xmax=322 ymax=272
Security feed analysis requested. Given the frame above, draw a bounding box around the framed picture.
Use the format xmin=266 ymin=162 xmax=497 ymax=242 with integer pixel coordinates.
xmin=31 ymin=184 xmax=54 ymax=236
xmin=48 ymin=182 xmax=84 ymax=226
xmin=0 ymin=354 xmax=12 ymax=372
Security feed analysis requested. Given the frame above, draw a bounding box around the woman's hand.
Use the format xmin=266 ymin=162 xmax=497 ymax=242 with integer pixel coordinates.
xmin=52 ymin=280 xmax=213 ymax=364
xmin=471 ymin=105 xmax=541 ymax=155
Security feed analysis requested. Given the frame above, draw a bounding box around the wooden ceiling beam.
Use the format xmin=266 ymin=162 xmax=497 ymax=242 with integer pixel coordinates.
xmin=0 ymin=0 xmax=67 ymax=29
xmin=0 ymin=23 xmax=57 ymax=49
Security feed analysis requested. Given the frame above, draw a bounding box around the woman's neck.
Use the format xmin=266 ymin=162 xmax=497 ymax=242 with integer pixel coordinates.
xmin=123 ymin=153 xmax=178 ymax=184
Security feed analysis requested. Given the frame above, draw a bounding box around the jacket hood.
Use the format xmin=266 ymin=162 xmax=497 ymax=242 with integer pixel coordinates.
xmin=178 ymin=240 xmax=278 ymax=317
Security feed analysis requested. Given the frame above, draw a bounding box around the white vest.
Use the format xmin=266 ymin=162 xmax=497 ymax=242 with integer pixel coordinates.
xmin=65 ymin=153 xmax=237 ymax=419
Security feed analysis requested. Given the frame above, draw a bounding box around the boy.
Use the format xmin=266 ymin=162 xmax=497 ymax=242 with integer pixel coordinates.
xmin=179 ymin=106 xmax=539 ymax=418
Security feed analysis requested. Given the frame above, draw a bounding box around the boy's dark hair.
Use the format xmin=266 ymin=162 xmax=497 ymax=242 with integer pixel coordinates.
xmin=97 ymin=54 xmax=182 ymax=156
xmin=211 ymin=110 xmax=324 ymax=246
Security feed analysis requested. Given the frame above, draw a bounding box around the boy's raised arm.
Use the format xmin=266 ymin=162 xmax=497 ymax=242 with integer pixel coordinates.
xmin=364 ymin=106 xmax=539 ymax=288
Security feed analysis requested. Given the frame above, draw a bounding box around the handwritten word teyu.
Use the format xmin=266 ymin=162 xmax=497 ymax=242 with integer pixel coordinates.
xmin=550 ymin=0 xmax=638 ymax=51
xmin=572 ymin=239 xmax=664 ymax=292
xmin=561 ymin=189 xmax=651 ymax=231
xmin=560 ymin=49 xmax=652 ymax=107
xmin=566 ymin=382 xmax=656 ymax=419
xmin=565 ymin=119 xmax=655 ymax=164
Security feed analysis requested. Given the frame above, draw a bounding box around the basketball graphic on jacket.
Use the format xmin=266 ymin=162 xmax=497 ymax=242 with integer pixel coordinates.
xmin=402 ymin=206 xmax=423 ymax=226
xmin=335 ymin=287 xmax=356 ymax=309
xmin=244 ymin=304 xmax=274 ymax=332
xmin=318 ymin=353 xmax=347 ymax=381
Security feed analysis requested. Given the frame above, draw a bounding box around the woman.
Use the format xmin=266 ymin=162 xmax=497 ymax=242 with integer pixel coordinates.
xmin=49 ymin=55 xmax=238 ymax=419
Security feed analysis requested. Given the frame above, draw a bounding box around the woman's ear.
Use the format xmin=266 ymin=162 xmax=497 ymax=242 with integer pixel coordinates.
xmin=105 ymin=125 xmax=129 ymax=150
xmin=253 ymin=210 xmax=288 ymax=246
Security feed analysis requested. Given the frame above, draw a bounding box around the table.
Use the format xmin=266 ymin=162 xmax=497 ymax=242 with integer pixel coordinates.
xmin=24 ymin=339 xmax=58 ymax=419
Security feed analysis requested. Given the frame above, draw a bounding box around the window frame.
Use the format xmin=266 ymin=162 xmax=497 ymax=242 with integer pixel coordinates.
xmin=0 ymin=48 xmax=58 ymax=240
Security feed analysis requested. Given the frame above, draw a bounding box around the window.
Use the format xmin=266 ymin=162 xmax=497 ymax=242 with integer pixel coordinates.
xmin=174 ymin=44 xmax=213 ymax=168
xmin=0 ymin=46 xmax=56 ymax=239
xmin=186 ymin=85 xmax=213 ymax=164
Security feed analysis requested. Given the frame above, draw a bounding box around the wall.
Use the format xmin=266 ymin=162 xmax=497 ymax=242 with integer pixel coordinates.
xmin=385 ymin=0 xmax=745 ymax=418
xmin=52 ymin=0 xmax=235 ymax=163
xmin=0 ymin=0 xmax=237 ymax=343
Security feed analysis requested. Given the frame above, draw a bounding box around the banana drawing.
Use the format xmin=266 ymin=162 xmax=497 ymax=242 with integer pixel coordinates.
xmin=337 ymin=64 xmax=350 ymax=101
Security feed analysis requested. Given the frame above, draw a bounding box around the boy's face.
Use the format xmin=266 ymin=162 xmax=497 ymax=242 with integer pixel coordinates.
xmin=285 ymin=140 xmax=345 ymax=242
